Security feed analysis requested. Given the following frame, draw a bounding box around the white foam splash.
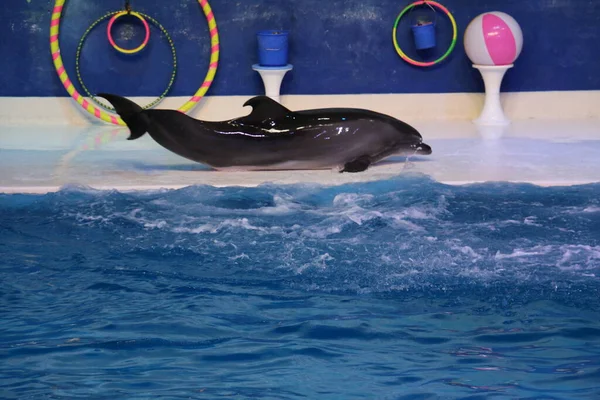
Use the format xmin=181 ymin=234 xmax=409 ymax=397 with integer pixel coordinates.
xmin=332 ymin=193 xmax=375 ymax=207
xmin=495 ymin=246 xmax=554 ymax=260
xmin=255 ymin=194 xmax=302 ymax=216
xmin=296 ymin=253 xmax=335 ymax=274
xmin=172 ymin=218 xmax=271 ymax=234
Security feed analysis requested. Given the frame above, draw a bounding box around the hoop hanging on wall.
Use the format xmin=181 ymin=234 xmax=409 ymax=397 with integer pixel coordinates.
xmin=76 ymin=11 xmax=177 ymax=112
xmin=50 ymin=0 xmax=220 ymax=126
xmin=107 ymin=10 xmax=151 ymax=54
xmin=392 ymin=0 xmax=458 ymax=67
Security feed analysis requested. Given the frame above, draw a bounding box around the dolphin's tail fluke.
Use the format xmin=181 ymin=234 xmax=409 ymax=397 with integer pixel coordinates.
xmin=97 ymin=93 xmax=150 ymax=140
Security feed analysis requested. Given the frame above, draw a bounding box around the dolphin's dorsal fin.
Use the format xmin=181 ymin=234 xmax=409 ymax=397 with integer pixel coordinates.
xmin=241 ymin=96 xmax=292 ymax=123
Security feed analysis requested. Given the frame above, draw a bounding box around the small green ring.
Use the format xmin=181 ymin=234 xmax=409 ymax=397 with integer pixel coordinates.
xmin=75 ymin=11 xmax=177 ymax=111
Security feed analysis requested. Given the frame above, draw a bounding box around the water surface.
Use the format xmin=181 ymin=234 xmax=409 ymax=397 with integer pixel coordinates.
xmin=2 ymin=175 xmax=599 ymax=399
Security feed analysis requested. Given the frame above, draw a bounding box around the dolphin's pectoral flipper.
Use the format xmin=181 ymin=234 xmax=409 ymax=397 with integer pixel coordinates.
xmin=97 ymin=93 xmax=150 ymax=140
xmin=340 ymin=155 xmax=371 ymax=173
xmin=240 ymin=96 xmax=293 ymax=123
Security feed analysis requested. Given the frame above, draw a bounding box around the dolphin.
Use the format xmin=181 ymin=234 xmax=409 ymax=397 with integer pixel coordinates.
xmin=98 ymin=93 xmax=432 ymax=173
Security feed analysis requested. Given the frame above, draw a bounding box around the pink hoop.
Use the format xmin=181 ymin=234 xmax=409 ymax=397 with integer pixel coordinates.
xmin=107 ymin=11 xmax=150 ymax=54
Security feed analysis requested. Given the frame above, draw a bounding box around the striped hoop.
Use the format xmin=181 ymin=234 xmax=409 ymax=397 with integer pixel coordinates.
xmin=50 ymin=0 xmax=220 ymax=126
xmin=107 ymin=11 xmax=151 ymax=54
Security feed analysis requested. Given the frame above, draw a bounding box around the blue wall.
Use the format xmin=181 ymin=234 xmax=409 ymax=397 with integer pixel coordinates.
xmin=1 ymin=0 xmax=599 ymax=97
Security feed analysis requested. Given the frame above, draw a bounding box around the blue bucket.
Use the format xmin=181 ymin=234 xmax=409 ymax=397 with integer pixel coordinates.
xmin=411 ymin=22 xmax=436 ymax=50
xmin=257 ymin=30 xmax=289 ymax=66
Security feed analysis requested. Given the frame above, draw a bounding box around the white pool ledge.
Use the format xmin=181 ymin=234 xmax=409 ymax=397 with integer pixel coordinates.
xmin=1 ymin=119 xmax=599 ymax=194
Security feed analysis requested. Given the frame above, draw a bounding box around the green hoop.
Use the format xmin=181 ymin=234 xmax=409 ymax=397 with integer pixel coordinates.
xmin=392 ymin=1 xmax=458 ymax=67
xmin=76 ymin=11 xmax=177 ymax=112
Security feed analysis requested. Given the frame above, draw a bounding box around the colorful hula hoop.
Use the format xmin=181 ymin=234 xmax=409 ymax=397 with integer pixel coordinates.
xmin=107 ymin=11 xmax=151 ymax=55
xmin=50 ymin=0 xmax=220 ymax=126
xmin=76 ymin=11 xmax=177 ymax=112
xmin=392 ymin=0 xmax=457 ymax=67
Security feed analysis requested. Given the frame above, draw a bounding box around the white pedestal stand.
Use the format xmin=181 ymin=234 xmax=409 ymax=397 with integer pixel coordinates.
xmin=473 ymin=64 xmax=513 ymax=126
xmin=252 ymin=64 xmax=293 ymax=103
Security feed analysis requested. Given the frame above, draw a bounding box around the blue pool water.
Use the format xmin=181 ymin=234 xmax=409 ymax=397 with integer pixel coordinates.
xmin=1 ymin=175 xmax=600 ymax=399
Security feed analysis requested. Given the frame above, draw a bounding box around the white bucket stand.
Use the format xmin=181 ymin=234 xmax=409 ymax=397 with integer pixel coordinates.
xmin=473 ymin=64 xmax=513 ymax=126
xmin=252 ymin=64 xmax=293 ymax=104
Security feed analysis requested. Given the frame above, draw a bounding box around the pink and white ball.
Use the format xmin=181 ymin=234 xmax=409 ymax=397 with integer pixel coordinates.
xmin=464 ymin=12 xmax=523 ymax=66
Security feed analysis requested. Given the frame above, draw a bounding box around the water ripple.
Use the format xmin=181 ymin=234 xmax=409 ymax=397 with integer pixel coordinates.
xmin=1 ymin=177 xmax=600 ymax=398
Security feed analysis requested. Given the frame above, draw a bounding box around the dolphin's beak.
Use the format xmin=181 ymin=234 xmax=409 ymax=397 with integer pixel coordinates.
xmin=416 ymin=142 xmax=432 ymax=155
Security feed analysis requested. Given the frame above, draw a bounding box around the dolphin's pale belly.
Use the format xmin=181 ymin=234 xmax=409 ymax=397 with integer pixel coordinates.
xmin=213 ymin=160 xmax=341 ymax=172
